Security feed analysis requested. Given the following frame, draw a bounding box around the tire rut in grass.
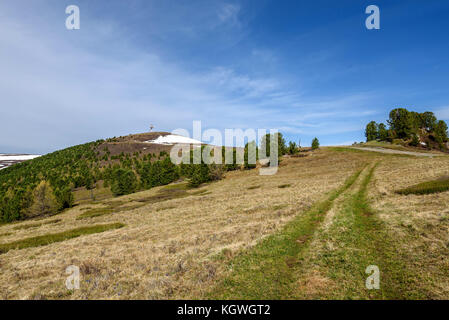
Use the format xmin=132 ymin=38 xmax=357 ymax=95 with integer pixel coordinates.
xmin=294 ymin=167 xmax=371 ymax=298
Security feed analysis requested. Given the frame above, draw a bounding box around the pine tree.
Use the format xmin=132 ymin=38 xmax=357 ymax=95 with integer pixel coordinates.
xmin=111 ymin=168 xmax=137 ymax=196
xmin=260 ymin=133 xmax=286 ymax=159
xmin=311 ymin=137 xmax=320 ymax=150
xmin=435 ymin=120 xmax=448 ymax=147
xmin=378 ymin=123 xmax=388 ymax=141
xmin=188 ymin=164 xmax=210 ymax=188
xmin=288 ymin=141 xmax=298 ymax=155
xmin=28 ymin=181 xmax=59 ymax=217
xmin=244 ymin=141 xmax=257 ymax=169
xmin=388 ymin=108 xmax=413 ymax=139
xmin=365 ymin=121 xmax=379 ymax=141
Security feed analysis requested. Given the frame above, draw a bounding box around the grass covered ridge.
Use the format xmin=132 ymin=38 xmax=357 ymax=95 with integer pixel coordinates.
xmin=0 ymin=223 xmax=124 ymax=254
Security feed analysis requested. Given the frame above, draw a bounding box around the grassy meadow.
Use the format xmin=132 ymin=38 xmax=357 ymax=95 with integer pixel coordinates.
xmin=0 ymin=148 xmax=448 ymax=299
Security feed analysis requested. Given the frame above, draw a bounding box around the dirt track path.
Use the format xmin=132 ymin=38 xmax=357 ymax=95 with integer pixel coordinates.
xmin=210 ymin=161 xmax=431 ymax=299
xmin=351 ymin=147 xmax=442 ymax=157
xmin=295 ymin=162 xmax=431 ymax=299
xmin=208 ymin=165 xmax=366 ymax=299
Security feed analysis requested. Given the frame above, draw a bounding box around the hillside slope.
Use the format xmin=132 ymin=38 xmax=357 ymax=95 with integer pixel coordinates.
xmin=0 ymin=148 xmax=448 ymax=299
xmin=0 ymin=132 xmax=210 ymax=223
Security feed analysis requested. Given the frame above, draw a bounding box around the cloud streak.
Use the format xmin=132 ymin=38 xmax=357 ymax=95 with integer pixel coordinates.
xmin=3 ymin=1 xmax=442 ymax=152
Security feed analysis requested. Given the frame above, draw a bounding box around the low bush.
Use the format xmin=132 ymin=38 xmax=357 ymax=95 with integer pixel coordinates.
xmin=0 ymin=223 xmax=125 ymax=254
xmin=396 ymin=177 xmax=449 ymax=195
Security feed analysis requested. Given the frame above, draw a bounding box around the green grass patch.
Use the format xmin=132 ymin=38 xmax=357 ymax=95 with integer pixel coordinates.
xmin=77 ymin=204 xmax=144 ymax=220
xmin=327 ymin=147 xmax=414 ymax=158
xmin=77 ymin=208 xmax=114 ymax=219
xmin=0 ymin=223 xmax=125 ymax=254
xmin=363 ymin=142 xmax=436 ymax=154
xmin=0 ymin=232 xmax=12 ymax=237
xmin=396 ymin=177 xmax=449 ymax=195
xmin=327 ymin=147 xmax=371 ymax=153
xmin=73 ymin=185 xmax=114 ymax=204
xmin=189 ymin=189 xmax=211 ymax=196
xmin=12 ymin=219 xmax=62 ymax=231
xmin=135 ymin=183 xmax=207 ymax=203
xmin=161 ymin=182 xmax=190 ymax=191
xmin=272 ymin=204 xmax=288 ymax=211
xmin=207 ymin=166 xmax=365 ymax=299
xmin=135 ymin=188 xmax=188 ymax=204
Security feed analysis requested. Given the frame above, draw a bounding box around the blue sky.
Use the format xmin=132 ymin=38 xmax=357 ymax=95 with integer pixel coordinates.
xmin=1 ymin=0 xmax=449 ymax=154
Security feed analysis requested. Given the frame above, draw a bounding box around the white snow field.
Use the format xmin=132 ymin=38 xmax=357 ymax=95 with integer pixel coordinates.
xmin=145 ymin=134 xmax=202 ymax=145
xmin=0 ymin=154 xmax=41 ymax=170
xmin=0 ymin=154 xmax=40 ymax=161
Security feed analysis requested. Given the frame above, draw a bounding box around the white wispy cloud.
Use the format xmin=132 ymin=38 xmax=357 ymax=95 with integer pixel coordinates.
xmin=0 ymin=1 xmax=379 ymax=152
xmin=217 ymin=3 xmax=241 ymax=26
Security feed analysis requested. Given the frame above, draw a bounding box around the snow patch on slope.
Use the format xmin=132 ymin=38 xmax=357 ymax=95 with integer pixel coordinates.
xmin=0 ymin=154 xmax=41 ymax=161
xmin=145 ymin=134 xmax=202 ymax=145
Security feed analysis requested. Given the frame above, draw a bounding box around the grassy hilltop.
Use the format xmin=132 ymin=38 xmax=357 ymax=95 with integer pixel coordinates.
xmin=0 ymin=132 xmax=235 ymax=223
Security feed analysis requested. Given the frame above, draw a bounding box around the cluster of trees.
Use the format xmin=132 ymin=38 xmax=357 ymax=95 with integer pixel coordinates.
xmin=0 ymin=141 xmax=103 ymax=222
xmin=0 ymin=137 xmax=262 ymax=222
xmin=261 ymin=133 xmax=319 ymax=156
xmin=0 ymin=132 xmax=321 ymax=223
xmin=365 ymin=108 xmax=448 ymax=148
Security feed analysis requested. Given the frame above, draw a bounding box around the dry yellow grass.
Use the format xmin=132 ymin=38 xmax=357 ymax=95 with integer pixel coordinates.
xmin=370 ymin=156 xmax=449 ymax=298
xmin=0 ymin=148 xmax=447 ymax=299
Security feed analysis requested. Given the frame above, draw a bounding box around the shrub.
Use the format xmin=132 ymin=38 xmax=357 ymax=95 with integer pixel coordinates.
xmin=55 ymin=187 xmax=74 ymax=210
xmin=160 ymin=157 xmax=180 ymax=185
xmin=209 ymin=164 xmax=225 ymax=181
xmin=222 ymin=147 xmax=239 ymax=171
xmin=188 ymin=164 xmax=211 ymax=188
xmin=244 ymin=141 xmax=257 ymax=169
xmin=0 ymin=223 xmax=125 ymax=254
xmin=287 ymin=141 xmax=298 ymax=155
xmin=396 ymin=177 xmax=449 ymax=195
xmin=409 ymin=134 xmax=419 ymax=147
